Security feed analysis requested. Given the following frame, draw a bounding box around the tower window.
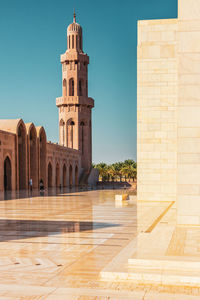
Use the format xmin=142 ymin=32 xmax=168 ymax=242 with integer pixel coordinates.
xmin=63 ymin=79 xmax=67 ymax=96
xmin=76 ymin=35 xmax=78 ymax=49
xmin=80 ymin=35 xmax=82 ymax=50
xmin=69 ymin=78 xmax=74 ymax=96
xmin=79 ymin=80 xmax=83 ymax=96
xmin=69 ymin=36 xmax=70 ymax=49
xmin=72 ymin=35 xmax=74 ymax=48
xmin=80 ymin=121 xmax=85 ymax=154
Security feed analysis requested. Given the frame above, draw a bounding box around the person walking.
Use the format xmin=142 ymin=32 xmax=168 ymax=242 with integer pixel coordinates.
xmin=39 ymin=179 xmax=44 ymax=195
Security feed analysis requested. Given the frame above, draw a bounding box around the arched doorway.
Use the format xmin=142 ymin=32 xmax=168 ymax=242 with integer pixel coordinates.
xmin=29 ymin=125 xmax=38 ymax=188
xmin=38 ymin=128 xmax=46 ymax=188
xmin=69 ymin=165 xmax=73 ymax=186
xmin=56 ymin=163 xmax=60 ymax=187
xmin=18 ymin=123 xmax=26 ymax=190
xmin=63 ymin=164 xmax=67 ymax=187
xmin=75 ymin=165 xmax=78 ymax=186
xmin=48 ymin=162 xmax=52 ymax=187
xmin=4 ymin=157 xmax=11 ymax=191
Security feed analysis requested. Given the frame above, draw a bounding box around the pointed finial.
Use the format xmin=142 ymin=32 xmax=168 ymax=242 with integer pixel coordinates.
xmin=73 ymin=8 xmax=76 ymax=23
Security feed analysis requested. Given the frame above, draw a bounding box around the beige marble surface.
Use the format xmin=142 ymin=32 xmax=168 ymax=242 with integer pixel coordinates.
xmin=0 ymin=189 xmax=198 ymax=299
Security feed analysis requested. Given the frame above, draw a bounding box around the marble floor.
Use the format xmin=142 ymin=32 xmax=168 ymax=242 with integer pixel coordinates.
xmin=0 ymin=188 xmax=199 ymax=299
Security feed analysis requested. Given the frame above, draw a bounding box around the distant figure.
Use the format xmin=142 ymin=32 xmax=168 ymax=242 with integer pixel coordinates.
xmin=59 ymin=183 xmax=62 ymax=191
xmin=29 ymin=178 xmax=33 ymax=192
xmin=39 ymin=179 xmax=44 ymax=194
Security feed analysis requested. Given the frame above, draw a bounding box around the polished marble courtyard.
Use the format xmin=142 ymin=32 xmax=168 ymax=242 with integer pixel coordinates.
xmin=0 ymin=189 xmax=199 ymax=299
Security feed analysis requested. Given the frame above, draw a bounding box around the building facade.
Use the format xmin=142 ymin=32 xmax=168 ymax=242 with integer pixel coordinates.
xmin=0 ymin=13 xmax=94 ymax=191
xmin=137 ymin=0 xmax=200 ymax=225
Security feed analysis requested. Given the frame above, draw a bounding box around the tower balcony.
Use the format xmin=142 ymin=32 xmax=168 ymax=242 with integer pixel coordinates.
xmin=61 ymin=52 xmax=89 ymax=64
xmin=56 ymin=96 xmax=94 ymax=108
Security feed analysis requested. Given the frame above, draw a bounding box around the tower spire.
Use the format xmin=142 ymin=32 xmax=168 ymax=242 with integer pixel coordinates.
xmin=73 ymin=8 xmax=76 ymax=23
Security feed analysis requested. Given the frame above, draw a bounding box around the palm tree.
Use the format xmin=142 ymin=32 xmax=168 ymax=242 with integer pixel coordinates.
xmin=121 ymin=165 xmax=136 ymax=182
xmin=112 ymin=162 xmax=124 ymax=181
xmin=94 ymin=163 xmax=108 ymax=182
xmin=93 ymin=159 xmax=137 ymax=183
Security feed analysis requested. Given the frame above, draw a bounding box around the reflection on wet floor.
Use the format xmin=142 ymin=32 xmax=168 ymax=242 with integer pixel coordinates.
xmin=0 ymin=189 xmax=140 ymax=298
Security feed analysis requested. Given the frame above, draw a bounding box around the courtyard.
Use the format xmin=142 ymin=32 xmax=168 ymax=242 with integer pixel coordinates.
xmin=0 ymin=189 xmax=198 ymax=299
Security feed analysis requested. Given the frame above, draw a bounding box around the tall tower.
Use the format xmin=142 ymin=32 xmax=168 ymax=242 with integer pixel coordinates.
xmin=56 ymin=11 xmax=94 ymax=173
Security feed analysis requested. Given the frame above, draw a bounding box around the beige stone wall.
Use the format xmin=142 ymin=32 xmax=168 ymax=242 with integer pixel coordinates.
xmin=137 ymin=19 xmax=178 ymax=202
xmin=179 ymin=0 xmax=200 ymax=20
xmin=138 ymin=0 xmax=200 ymax=225
xmin=177 ymin=18 xmax=200 ymax=224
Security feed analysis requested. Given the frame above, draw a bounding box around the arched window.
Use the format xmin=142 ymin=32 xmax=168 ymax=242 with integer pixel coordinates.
xmin=69 ymin=78 xmax=74 ymax=96
xmin=72 ymin=35 xmax=74 ymax=48
xmin=70 ymin=121 xmax=75 ymax=148
xmin=59 ymin=119 xmax=65 ymax=146
xmin=63 ymin=79 xmax=67 ymax=96
xmin=79 ymin=80 xmax=82 ymax=96
xmin=80 ymin=121 xmax=85 ymax=154
xmin=76 ymin=35 xmax=78 ymax=49
xmin=80 ymin=35 xmax=82 ymax=50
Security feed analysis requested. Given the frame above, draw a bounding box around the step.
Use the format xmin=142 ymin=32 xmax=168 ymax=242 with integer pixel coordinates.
xmin=128 ymin=258 xmax=200 ymax=272
xmin=100 ymin=267 xmax=200 ymax=287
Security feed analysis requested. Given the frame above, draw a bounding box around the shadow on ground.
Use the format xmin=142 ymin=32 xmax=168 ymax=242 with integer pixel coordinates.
xmin=0 ymin=219 xmax=121 ymax=242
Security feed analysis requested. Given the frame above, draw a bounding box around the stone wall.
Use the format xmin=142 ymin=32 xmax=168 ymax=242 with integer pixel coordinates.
xmin=46 ymin=142 xmax=81 ymax=187
xmin=177 ymin=6 xmax=200 ymax=224
xmin=137 ymin=19 xmax=178 ymax=203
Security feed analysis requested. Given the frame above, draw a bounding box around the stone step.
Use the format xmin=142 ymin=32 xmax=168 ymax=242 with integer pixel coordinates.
xmin=128 ymin=258 xmax=200 ymax=272
xmin=100 ymin=267 xmax=200 ymax=287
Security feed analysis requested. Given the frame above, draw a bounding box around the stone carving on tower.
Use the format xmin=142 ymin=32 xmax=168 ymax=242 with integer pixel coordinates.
xmin=56 ymin=11 xmax=94 ymax=174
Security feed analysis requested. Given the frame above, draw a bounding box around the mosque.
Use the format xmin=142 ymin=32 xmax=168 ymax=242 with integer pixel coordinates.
xmin=0 ymin=12 xmax=94 ymax=191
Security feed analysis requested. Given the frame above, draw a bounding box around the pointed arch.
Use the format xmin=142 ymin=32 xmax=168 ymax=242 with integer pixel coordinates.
xmin=69 ymin=165 xmax=73 ymax=186
xmin=69 ymin=78 xmax=74 ymax=96
xmin=63 ymin=164 xmax=67 ymax=187
xmin=56 ymin=163 xmax=60 ymax=187
xmin=4 ymin=156 xmax=12 ymax=191
xmin=63 ymin=78 xmax=67 ymax=96
xmin=75 ymin=165 xmax=78 ymax=186
xmin=48 ymin=162 xmax=52 ymax=188
xmin=79 ymin=79 xmax=83 ymax=96
xmin=80 ymin=121 xmax=85 ymax=154
xmin=59 ymin=119 xmax=65 ymax=146
xmin=26 ymin=123 xmax=38 ymax=189
xmin=37 ymin=127 xmax=47 ymax=188
xmin=17 ymin=120 xmax=27 ymax=190
xmin=67 ymin=119 xmax=75 ymax=148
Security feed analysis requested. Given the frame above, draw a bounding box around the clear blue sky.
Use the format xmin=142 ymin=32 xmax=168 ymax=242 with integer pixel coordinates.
xmin=0 ymin=0 xmax=177 ymax=164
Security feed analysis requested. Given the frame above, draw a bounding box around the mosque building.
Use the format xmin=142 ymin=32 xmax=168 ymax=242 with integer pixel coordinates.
xmin=0 ymin=12 xmax=94 ymax=191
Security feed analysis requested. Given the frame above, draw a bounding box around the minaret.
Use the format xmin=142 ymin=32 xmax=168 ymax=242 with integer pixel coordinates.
xmin=56 ymin=11 xmax=94 ymax=173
